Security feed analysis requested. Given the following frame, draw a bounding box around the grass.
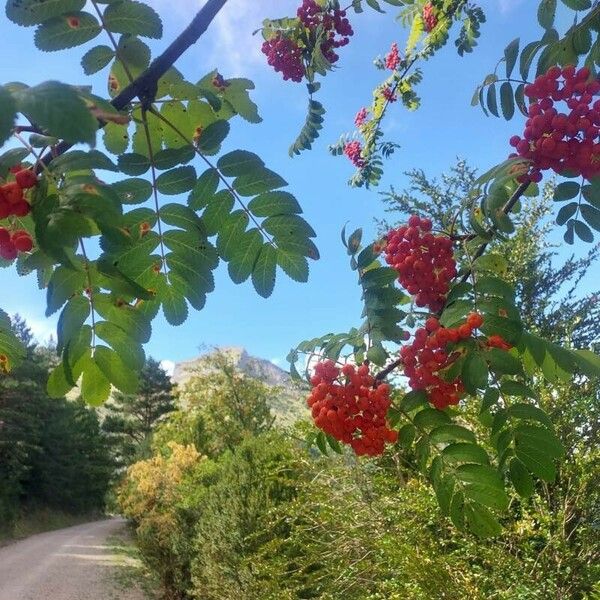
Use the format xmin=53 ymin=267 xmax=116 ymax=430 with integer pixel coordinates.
xmin=105 ymin=528 xmax=161 ymax=600
xmin=0 ymin=507 xmax=104 ymax=546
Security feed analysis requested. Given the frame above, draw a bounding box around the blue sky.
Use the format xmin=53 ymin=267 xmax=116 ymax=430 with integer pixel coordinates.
xmin=0 ymin=0 xmax=587 ymax=370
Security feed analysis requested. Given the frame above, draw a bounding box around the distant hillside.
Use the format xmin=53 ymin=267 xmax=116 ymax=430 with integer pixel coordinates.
xmin=172 ymin=347 xmax=308 ymax=426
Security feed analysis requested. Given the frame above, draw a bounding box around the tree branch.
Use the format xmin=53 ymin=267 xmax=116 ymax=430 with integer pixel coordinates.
xmin=39 ymin=0 xmax=228 ymax=169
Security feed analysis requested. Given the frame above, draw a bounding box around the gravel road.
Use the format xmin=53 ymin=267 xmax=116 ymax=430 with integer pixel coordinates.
xmin=0 ymin=518 xmax=149 ymax=600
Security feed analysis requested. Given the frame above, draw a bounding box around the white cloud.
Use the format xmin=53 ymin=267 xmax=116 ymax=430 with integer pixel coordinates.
xmin=497 ymin=0 xmax=525 ymax=14
xmin=160 ymin=359 xmax=176 ymax=376
xmin=146 ymin=0 xmax=289 ymax=75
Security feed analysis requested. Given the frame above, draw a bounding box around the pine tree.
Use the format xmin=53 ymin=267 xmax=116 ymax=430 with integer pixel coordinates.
xmin=102 ymin=357 xmax=175 ymax=467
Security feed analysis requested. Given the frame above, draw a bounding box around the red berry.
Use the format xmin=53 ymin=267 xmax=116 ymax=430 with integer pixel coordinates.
xmin=14 ymin=169 xmax=37 ymax=190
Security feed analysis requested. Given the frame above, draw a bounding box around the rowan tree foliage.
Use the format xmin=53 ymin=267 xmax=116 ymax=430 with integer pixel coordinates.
xmin=102 ymin=356 xmax=175 ymax=467
xmin=1 ymin=0 xmax=600 ymax=537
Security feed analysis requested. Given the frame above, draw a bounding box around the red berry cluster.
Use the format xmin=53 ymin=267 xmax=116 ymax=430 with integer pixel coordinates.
xmin=384 ymin=215 xmax=457 ymax=312
xmin=262 ymin=34 xmax=305 ymax=82
xmin=354 ymin=107 xmax=369 ymax=127
xmin=307 ymin=361 xmax=398 ymax=457
xmin=400 ymin=314 xmax=483 ymax=410
xmin=0 ymin=227 xmax=33 ymax=260
xmin=385 ymin=42 xmax=401 ymax=70
xmin=344 ymin=140 xmax=366 ymax=168
xmin=297 ymin=0 xmax=353 ymax=65
xmin=422 ymin=2 xmax=438 ymax=33
xmin=509 ymin=66 xmax=600 ymax=182
xmin=0 ymin=167 xmax=36 ymax=219
xmin=211 ymin=73 xmax=230 ymax=91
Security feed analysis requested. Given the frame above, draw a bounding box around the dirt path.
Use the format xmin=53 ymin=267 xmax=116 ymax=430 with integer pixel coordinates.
xmin=0 ymin=518 xmax=151 ymax=600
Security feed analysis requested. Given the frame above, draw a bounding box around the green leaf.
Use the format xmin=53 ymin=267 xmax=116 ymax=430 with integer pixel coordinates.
xmin=399 ymin=390 xmax=428 ymax=412
xmin=94 ymin=344 xmax=139 ymax=394
xmin=217 ymin=150 xmax=264 ymax=177
xmin=118 ymin=153 xmax=151 ymax=176
xmin=500 ymin=380 xmax=536 ymax=398
xmin=556 ymin=202 xmax=578 ymax=225
xmin=6 ymin=0 xmax=85 ymax=25
xmin=81 ymin=44 xmax=114 ymax=74
xmin=508 ymin=403 xmax=553 ymax=427
xmin=480 ymin=316 xmax=522 ymax=345
xmin=227 ymin=229 xmax=262 ymax=284
xmin=554 ymin=181 xmax=580 ymax=201
xmin=13 ymin=81 xmax=97 ymax=145
xmin=160 ymin=203 xmax=203 ymax=233
xmin=559 ymin=0 xmax=591 ymax=9
xmin=486 ymin=83 xmax=499 ymax=117
xmin=252 ymin=244 xmax=277 ymax=298
xmin=57 ymin=296 xmax=90 ymax=353
xmin=34 ymin=11 xmax=101 ymax=51
xmin=538 ymin=0 xmax=557 ymax=29
xmin=188 ymin=168 xmax=220 ymax=210
xmin=156 ymin=166 xmax=197 ymax=196
xmin=159 ymin=280 xmax=188 ymax=326
xmin=573 ymin=219 xmax=594 ymax=242
xmin=582 ymin=184 xmax=600 ymax=208
xmin=49 ymin=149 xmax=118 ymax=173
xmin=474 ymin=253 xmax=508 ymax=274
xmin=263 ymin=214 xmax=315 ymax=240
xmin=95 ymin=321 xmax=145 ymax=371
xmin=277 ymin=250 xmax=309 ymax=283
xmin=47 ymin=362 xmax=74 ymax=398
xmin=486 ymin=347 xmax=523 ymax=375
xmin=0 ymin=86 xmax=17 ymax=146
xmin=442 ymin=443 xmax=490 ymax=465
xmin=196 ymin=120 xmax=230 ymax=155
xmin=247 ymin=191 xmax=302 ymax=217
xmin=413 ymin=407 xmax=452 ymax=430
xmin=464 ymin=503 xmax=502 ymax=538
xmin=504 ymin=38 xmax=520 ymax=78
xmin=509 ymin=456 xmax=535 ymax=497
xmin=111 ymin=178 xmax=153 ymax=205
xmin=46 ymin=265 xmax=86 ymax=316
xmin=456 ymin=464 xmax=509 ymax=511
xmin=573 ymin=348 xmax=600 ymax=378
xmin=580 ymin=204 xmax=600 ymax=231
xmin=201 ymin=190 xmax=235 ymax=236
xmin=77 ymin=355 xmax=109 ymax=406
xmin=429 ymin=424 xmax=476 ymax=444
xmin=500 ymin=82 xmax=515 ymax=120
xmin=462 ymin=351 xmax=489 ymax=393
xmin=103 ymin=0 xmax=163 ymax=38
xmin=233 ymin=167 xmax=288 ymax=197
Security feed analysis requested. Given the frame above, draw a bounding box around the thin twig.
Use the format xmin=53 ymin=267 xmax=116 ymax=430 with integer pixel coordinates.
xmin=39 ymin=0 xmax=228 ymax=169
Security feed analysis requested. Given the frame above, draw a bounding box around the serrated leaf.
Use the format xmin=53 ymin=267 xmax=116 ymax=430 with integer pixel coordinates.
xmin=504 ymin=38 xmax=519 ymax=78
xmin=103 ymin=0 xmax=163 ymax=38
xmin=509 ymin=456 xmax=535 ymax=497
xmin=0 ymin=87 xmax=17 ymax=146
xmin=6 ymin=0 xmax=85 ymax=25
xmin=429 ymin=424 xmax=477 ymax=444
xmin=34 ymin=12 xmax=101 ymax=51
xmin=95 ymin=321 xmax=145 ymax=371
xmin=233 ymin=167 xmax=287 ymax=197
xmin=554 ymin=181 xmax=580 ymax=201
xmin=80 ymin=354 xmax=111 ymax=406
xmin=500 ymin=81 xmax=515 ymax=120
xmin=111 ymin=178 xmax=153 ymax=205
xmin=118 ymin=153 xmax=151 ymax=176
xmin=13 ymin=81 xmax=97 ymax=145
xmin=252 ymin=244 xmax=277 ymax=298
xmin=49 ymin=149 xmax=118 ymax=173
xmin=464 ymin=503 xmax=502 ymax=538
xmin=486 ymin=83 xmax=499 ymax=117
xmin=217 ymin=150 xmax=264 ymax=177
xmin=196 ymin=120 xmax=230 ymax=155
xmin=81 ymin=44 xmax=114 ymax=74
xmin=188 ymin=168 xmax=220 ymax=210
xmin=227 ymin=228 xmax=262 ymax=284
xmin=248 ymin=191 xmax=302 ymax=217
xmin=57 ymin=295 xmax=90 ymax=354
xmin=573 ymin=219 xmax=594 ymax=242
xmin=462 ymin=351 xmax=489 ymax=393
xmin=580 ymin=204 xmax=600 ymax=231
xmin=156 ymin=166 xmax=197 ymax=195
xmin=538 ymin=0 xmax=557 ymax=29
xmin=276 ymin=250 xmax=309 ymax=283
xmin=442 ymin=442 xmax=490 ymax=465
